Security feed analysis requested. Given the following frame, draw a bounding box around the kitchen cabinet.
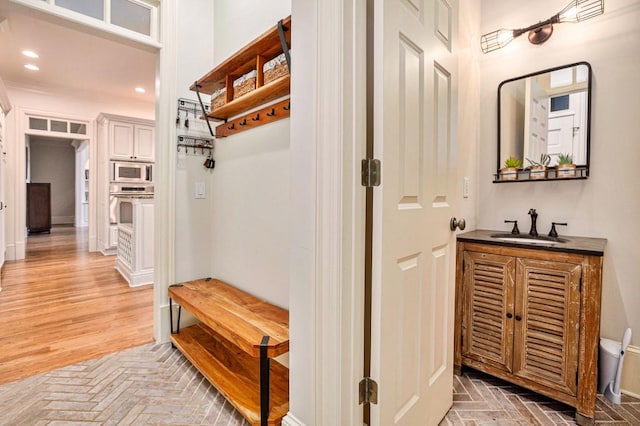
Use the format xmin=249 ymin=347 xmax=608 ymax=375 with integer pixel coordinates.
xmin=27 ymin=183 xmax=52 ymax=234
xmin=454 ymin=232 xmax=606 ymax=425
xmin=108 ymin=120 xmax=154 ymax=162
xmin=96 ymin=113 xmax=155 ymax=255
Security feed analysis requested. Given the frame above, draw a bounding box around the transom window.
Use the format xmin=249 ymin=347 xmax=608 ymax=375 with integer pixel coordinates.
xmin=42 ymin=0 xmax=158 ymax=40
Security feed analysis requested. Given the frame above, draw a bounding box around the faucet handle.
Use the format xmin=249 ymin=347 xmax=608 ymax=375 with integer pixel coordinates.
xmin=505 ymin=220 xmax=520 ymax=235
xmin=548 ymin=222 xmax=567 ymax=238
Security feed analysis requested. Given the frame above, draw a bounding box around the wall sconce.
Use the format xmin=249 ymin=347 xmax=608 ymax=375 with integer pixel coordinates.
xmin=481 ymin=0 xmax=604 ymax=54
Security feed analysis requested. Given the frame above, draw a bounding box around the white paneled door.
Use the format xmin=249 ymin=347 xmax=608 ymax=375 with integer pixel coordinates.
xmin=371 ymin=0 xmax=458 ymax=424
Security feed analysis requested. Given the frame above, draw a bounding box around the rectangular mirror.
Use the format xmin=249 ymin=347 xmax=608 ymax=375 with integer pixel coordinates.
xmin=497 ymin=62 xmax=592 ymax=180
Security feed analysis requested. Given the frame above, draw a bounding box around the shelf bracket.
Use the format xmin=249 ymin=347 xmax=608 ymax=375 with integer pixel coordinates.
xmin=194 ymin=81 xmax=216 ymax=137
xmin=277 ymin=19 xmax=291 ymax=73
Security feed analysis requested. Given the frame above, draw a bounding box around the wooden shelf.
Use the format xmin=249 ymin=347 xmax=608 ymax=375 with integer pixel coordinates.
xmin=171 ymin=323 xmax=289 ymax=426
xmin=190 ymin=16 xmax=291 ymax=95
xmin=208 ymin=75 xmax=290 ymax=120
xmin=190 ymin=16 xmax=291 ymax=136
xmin=169 ymin=279 xmax=289 ymax=358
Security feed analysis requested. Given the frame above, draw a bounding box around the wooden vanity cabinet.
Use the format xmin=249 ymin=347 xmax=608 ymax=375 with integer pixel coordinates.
xmin=455 ymin=241 xmax=603 ymax=425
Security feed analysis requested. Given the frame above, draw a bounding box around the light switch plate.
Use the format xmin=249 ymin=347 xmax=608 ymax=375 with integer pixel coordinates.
xmin=195 ymin=182 xmax=206 ymax=199
xmin=463 ymin=177 xmax=470 ymax=198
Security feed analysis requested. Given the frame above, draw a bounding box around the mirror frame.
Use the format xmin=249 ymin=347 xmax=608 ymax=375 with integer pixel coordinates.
xmin=497 ymin=61 xmax=593 ymax=179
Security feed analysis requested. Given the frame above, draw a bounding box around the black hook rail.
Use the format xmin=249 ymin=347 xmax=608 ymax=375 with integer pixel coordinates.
xmin=177 ymin=135 xmax=215 ymax=155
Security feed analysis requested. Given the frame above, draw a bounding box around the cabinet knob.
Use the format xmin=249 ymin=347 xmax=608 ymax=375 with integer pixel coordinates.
xmin=506 ymin=313 xmax=513 ymax=319
xmin=515 ymin=315 xmax=522 ymax=321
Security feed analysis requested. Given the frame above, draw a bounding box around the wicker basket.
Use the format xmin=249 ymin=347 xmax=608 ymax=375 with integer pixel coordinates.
xmin=264 ymin=53 xmax=289 ymax=84
xmin=233 ymin=71 xmax=257 ymax=100
xmin=211 ymin=88 xmax=226 ymax=110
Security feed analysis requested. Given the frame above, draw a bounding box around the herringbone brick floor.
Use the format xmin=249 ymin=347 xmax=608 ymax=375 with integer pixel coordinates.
xmin=1 ymin=343 xmax=638 ymax=425
xmin=0 ymin=343 xmax=248 ymax=425
xmin=442 ymin=369 xmax=640 ymax=425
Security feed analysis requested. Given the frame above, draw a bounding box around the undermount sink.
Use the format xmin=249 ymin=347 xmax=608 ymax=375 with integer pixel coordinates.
xmin=490 ymin=233 xmax=567 ymax=245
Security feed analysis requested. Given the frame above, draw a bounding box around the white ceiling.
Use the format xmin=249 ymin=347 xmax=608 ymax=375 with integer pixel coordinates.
xmin=0 ymin=1 xmax=156 ymax=104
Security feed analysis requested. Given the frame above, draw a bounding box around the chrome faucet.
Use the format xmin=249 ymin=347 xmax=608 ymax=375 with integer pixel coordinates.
xmin=528 ymin=208 xmax=538 ymax=237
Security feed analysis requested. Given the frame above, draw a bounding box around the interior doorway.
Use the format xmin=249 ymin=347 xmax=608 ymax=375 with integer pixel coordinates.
xmin=25 ymin=135 xmax=88 ymax=240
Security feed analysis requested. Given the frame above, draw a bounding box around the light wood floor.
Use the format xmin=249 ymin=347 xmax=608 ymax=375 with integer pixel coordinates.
xmin=0 ymin=226 xmax=153 ymax=385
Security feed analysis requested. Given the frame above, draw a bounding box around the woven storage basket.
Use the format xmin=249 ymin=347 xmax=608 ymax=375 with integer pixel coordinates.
xmin=211 ymin=88 xmax=226 ymax=110
xmin=264 ymin=53 xmax=289 ymax=84
xmin=233 ymin=71 xmax=257 ymax=100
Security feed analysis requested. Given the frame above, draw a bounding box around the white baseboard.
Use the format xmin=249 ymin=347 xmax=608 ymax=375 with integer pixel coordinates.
xmin=114 ymin=259 xmax=153 ymax=287
xmin=5 ymin=243 xmax=16 ymax=261
xmin=52 ymin=215 xmax=74 ymax=225
xmin=621 ymin=344 xmax=640 ymax=398
xmin=282 ymin=413 xmax=307 ymax=426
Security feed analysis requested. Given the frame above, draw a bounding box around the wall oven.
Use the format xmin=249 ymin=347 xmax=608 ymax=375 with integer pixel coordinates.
xmin=109 ymin=183 xmax=154 ymax=224
xmin=111 ymin=161 xmax=152 ymax=183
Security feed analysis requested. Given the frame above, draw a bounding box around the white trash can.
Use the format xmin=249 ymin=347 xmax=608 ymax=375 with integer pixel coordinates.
xmin=599 ymin=338 xmax=621 ymax=394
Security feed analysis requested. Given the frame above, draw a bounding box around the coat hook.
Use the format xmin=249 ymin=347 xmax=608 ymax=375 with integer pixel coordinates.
xmin=239 ymin=118 xmax=247 ymax=126
xmin=283 ymin=102 xmax=290 ymax=111
xmin=228 ymin=123 xmax=235 ymax=130
xmin=266 ymin=108 xmax=275 ymax=117
xmin=177 ymin=145 xmax=181 ymax=153
xmin=252 ymin=113 xmax=260 ymax=121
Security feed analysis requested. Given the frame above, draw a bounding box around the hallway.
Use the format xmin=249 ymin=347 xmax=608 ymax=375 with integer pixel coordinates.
xmin=0 ymin=226 xmax=153 ymax=384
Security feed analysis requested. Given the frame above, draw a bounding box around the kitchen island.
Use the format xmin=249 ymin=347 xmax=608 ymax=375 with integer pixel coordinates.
xmin=115 ymin=196 xmax=154 ymax=287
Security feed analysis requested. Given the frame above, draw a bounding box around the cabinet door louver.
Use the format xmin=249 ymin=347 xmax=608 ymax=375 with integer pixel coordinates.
xmin=513 ymin=258 xmax=581 ymax=396
xmin=462 ymin=251 xmax=515 ymax=372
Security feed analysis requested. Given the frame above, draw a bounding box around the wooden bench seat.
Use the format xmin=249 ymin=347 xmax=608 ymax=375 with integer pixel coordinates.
xmin=169 ymin=278 xmax=289 ymax=426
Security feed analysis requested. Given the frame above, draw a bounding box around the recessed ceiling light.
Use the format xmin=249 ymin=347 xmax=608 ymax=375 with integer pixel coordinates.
xmin=22 ymin=50 xmax=39 ymax=58
xmin=24 ymin=64 xmax=39 ymax=71
xmin=134 ymin=87 xmax=146 ymax=93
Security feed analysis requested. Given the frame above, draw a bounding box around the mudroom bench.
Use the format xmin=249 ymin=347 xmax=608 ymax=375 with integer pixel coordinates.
xmin=168 ymin=278 xmax=289 ymax=426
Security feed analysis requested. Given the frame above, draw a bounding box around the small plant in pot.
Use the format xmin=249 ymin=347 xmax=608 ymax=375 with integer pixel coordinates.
xmin=556 ymin=153 xmax=576 ymax=177
xmin=501 ymin=156 xmax=522 ymax=180
xmin=526 ymin=153 xmax=551 ymax=179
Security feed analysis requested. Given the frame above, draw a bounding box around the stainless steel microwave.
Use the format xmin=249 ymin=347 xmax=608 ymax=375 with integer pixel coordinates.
xmin=111 ymin=161 xmax=152 ymax=183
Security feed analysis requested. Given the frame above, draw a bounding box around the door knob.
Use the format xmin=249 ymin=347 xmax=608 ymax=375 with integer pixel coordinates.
xmin=450 ymin=217 xmax=466 ymax=231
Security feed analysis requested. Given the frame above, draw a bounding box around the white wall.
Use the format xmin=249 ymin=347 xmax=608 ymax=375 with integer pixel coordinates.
xmin=3 ymin=84 xmax=153 ymax=259
xmin=208 ymin=0 xmax=291 ymax=308
xmin=479 ymin=0 xmax=640 ymax=392
xmin=29 ymin=138 xmax=76 ymax=224
xmin=172 ymin=0 xmax=216 ymax=283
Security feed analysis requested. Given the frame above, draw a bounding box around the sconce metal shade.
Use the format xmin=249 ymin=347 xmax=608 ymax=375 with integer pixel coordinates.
xmin=481 ymin=0 xmax=604 ymax=53
xmin=558 ymin=0 xmax=604 ymax=23
xmin=480 ymin=29 xmax=516 ymax=54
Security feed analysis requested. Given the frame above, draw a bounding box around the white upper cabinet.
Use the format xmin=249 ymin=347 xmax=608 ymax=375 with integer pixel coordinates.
xmin=105 ymin=116 xmax=155 ymax=162
xmin=133 ymin=124 xmax=154 ymax=162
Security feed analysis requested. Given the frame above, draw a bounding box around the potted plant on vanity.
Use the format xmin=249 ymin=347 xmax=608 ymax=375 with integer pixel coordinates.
xmin=556 ymin=153 xmax=577 ymax=178
xmin=526 ymin=153 xmax=551 ymax=179
xmin=501 ymin=156 xmax=522 ymax=180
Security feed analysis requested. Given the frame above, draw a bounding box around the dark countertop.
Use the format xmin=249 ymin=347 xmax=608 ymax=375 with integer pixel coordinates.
xmin=456 ymin=229 xmax=607 ymax=256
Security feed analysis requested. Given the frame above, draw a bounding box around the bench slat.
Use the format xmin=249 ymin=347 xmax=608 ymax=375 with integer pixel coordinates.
xmin=169 ymin=278 xmax=289 ymax=357
xmin=171 ymin=323 xmax=289 ymax=425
